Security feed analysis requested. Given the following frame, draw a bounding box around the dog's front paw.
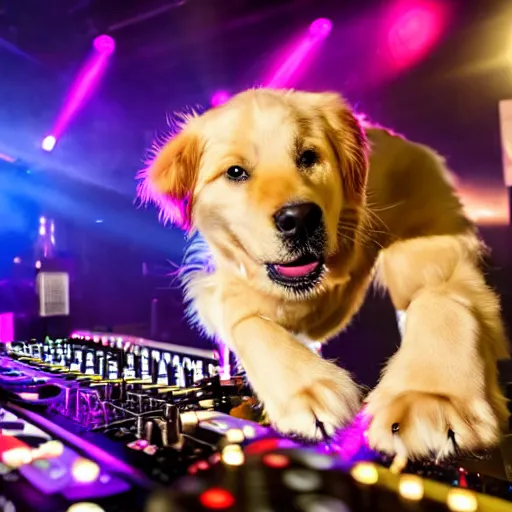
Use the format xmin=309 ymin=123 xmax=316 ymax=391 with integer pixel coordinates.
xmin=365 ymin=389 xmax=500 ymax=460
xmin=264 ymin=362 xmax=360 ymax=439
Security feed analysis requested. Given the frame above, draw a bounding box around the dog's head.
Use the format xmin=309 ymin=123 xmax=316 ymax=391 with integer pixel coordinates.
xmin=141 ymin=89 xmax=369 ymax=298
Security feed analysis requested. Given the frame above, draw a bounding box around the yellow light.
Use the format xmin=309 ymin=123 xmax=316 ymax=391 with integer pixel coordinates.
xmin=398 ymin=474 xmax=424 ymax=501
xmin=66 ymin=503 xmax=106 ymax=512
xmin=225 ymin=428 xmax=244 ymax=443
xmin=2 ymin=447 xmax=33 ymax=468
xmin=71 ymin=458 xmax=100 ymax=483
xmin=350 ymin=462 xmax=379 ymax=485
xmin=446 ymin=489 xmax=478 ymax=512
xmin=221 ymin=444 xmax=245 ymax=466
xmin=34 ymin=440 xmax=64 ymax=459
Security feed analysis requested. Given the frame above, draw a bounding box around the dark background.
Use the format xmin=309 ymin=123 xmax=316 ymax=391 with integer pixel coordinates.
xmin=1 ymin=0 xmax=512 ymax=387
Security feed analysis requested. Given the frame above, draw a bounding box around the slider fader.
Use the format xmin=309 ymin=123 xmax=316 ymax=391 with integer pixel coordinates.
xmin=0 ymin=335 xmax=512 ymax=512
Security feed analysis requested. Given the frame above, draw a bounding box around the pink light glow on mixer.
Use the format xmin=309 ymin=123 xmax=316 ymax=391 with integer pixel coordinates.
xmin=264 ymin=18 xmax=332 ymax=88
xmin=211 ymin=90 xmax=230 ymax=107
xmin=384 ymin=0 xmax=449 ymax=71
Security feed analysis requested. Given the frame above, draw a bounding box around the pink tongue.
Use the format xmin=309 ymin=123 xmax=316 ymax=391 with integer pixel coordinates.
xmin=275 ymin=261 xmax=319 ymax=278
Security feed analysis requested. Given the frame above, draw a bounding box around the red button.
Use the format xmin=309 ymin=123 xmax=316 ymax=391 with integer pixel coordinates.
xmin=262 ymin=453 xmax=290 ymax=468
xmin=244 ymin=438 xmax=282 ymax=456
xmin=199 ymin=488 xmax=235 ymax=509
xmin=197 ymin=460 xmax=209 ymax=471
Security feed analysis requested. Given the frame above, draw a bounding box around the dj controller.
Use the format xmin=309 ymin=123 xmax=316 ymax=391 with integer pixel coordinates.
xmin=1 ymin=335 xmax=512 ymax=512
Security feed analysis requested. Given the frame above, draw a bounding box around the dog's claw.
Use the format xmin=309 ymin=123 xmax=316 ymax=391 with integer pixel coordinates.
xmin=315 ymin=417 xmax=331 ymax=441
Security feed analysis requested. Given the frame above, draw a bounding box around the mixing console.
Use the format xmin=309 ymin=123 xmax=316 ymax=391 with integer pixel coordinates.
xmin=1 ymin=336 xmax=512 ymax=512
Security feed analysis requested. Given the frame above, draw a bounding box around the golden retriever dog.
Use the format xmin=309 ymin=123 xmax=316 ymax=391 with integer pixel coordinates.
xmin=139 ymin=88 xmax=509 ymax=459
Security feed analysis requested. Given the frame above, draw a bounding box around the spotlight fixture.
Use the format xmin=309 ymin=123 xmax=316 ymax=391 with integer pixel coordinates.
xmin=41 ymin=135 xmax=57 ymax=152
xmin=93 ymin=35 xmax=116 ymax=55
xmin=309 ymin=18 xmax=333 ymax=39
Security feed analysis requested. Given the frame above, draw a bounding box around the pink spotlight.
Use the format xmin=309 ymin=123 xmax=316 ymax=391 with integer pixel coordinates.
xmin=309 ymin=18 xmax=332 ymax=39
xmin=41 ymin=135 xmax=56 ymax=152
xmin=211 ymin=90 xmax=230 ymax=107
xmin=51 ymin=43 xmax=114 ymax=140
xmin=264 ymin=19 xmax=332 ymax=89
xmin=93 ymin=34 xmax=116 ymax=55
xmin=385 ymin=0 xmax=449 ymax=71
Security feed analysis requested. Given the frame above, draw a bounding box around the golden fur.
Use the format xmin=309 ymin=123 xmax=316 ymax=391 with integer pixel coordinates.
xmin=142 ymin=88 xmax=510 ymax=459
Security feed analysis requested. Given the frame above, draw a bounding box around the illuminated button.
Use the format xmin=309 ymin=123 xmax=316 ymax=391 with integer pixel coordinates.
xmin=49 ymin=466 xmax=67 ymax=480
xmin=0 ymin=463 xmax=11 ymax=475
xmin=446 ymin=489 xmax=478 ymax=512
xmin=299 ymin=452 xmax=333 ymax=470
xmin=33 ymin=459 xmax=50 ymax=469
xmin=350 ymin=462 xmax=379 ymax=485
xmin=296 ymin=494 xmax=350 ymax=512
xmin=262 ymin=453 xmax=290 ymax=469
xmin=4 ymin=501 xmax=15 ymax=512
xmin=221 ymin=444 xmax=245 ymax=466
xmin=37 ymin=440 xmax=64 ymax=458
xmin=197 ymin=460 xmax=210 ymax=471
xmin=99 ymin=474 xmax=111 ymax=484
xmin=2 ymin=447 xmax=32 ymax=468
xmin=283 ymin=469 xmax=322 ymax=492
xmin=225 ymin=428 xmax=244 ymax=443
xmin=199 ymin=488 xmax=235 ymax=509
xmin=66 ymin=503 xmax=106 ymax=512
xmin=242 ymin=425 xmax=257 ymax=439
xmin=245 ymin=438 xmax=282 ymax=455
xmin=398 ymin=474 xmax=424 ymax=501
xmin=71 ymin=458 xmax=100 ymax=483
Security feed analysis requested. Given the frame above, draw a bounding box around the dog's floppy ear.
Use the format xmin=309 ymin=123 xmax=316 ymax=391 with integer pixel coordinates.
xmin=314 ymin=93 xmax=369 ymax=204
xmin=139 ymin=128 xmax=202 ymax=230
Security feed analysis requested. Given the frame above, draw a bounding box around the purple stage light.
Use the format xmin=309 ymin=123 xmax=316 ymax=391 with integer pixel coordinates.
xmin=41 ymin=135 xmax=56 ymax=152
xmin=93 ymin=34 xmax=116 ymax=55
xmin=309 ymin=18 xmax=333 ymax=39
xmin=211 ymin=90 xmax=230 ymax=107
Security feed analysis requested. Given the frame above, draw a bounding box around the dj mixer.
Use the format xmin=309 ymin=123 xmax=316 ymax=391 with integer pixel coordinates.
xmin=1 ymin=335 xmax=512 ymax=512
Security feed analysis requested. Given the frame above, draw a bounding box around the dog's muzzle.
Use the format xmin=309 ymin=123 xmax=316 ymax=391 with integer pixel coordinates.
xmin=266 ymin=202 xmax=327 ymax=292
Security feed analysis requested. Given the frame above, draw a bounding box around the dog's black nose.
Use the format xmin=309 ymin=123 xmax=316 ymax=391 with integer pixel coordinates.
xmin=273 ymin=202 xmax=323 ymax=239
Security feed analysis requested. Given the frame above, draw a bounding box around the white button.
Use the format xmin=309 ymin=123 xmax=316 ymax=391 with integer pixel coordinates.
xmin=296 ymin=494 xmax=351 ymax=512
xmin=298 ymin=452 xmax=333 ymax=470
xmin=66 ymin=503 xmax=105 ymax=512
xmin=283 ymin=469 xmax=322 ymax=492
xmin=71 ymin=458 xmax=100 ymax=483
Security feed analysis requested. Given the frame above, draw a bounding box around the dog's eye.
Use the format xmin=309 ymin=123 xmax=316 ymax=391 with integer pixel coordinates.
xmin=298 ymin=149 xmax=319 ymax=168
xmin=225 ymin=165 xmax=249 ymax=182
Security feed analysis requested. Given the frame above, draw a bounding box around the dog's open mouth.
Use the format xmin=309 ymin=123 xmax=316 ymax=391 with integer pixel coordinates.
xmin=266 ymin=253 xmax=325 ymax=291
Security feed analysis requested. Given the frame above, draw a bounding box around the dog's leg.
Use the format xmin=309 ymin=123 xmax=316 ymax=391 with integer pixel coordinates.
xmin=230 ymin=316 xmax=360 ymax=439
xmin=365 ymin=233 xmax=509 ymax=459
